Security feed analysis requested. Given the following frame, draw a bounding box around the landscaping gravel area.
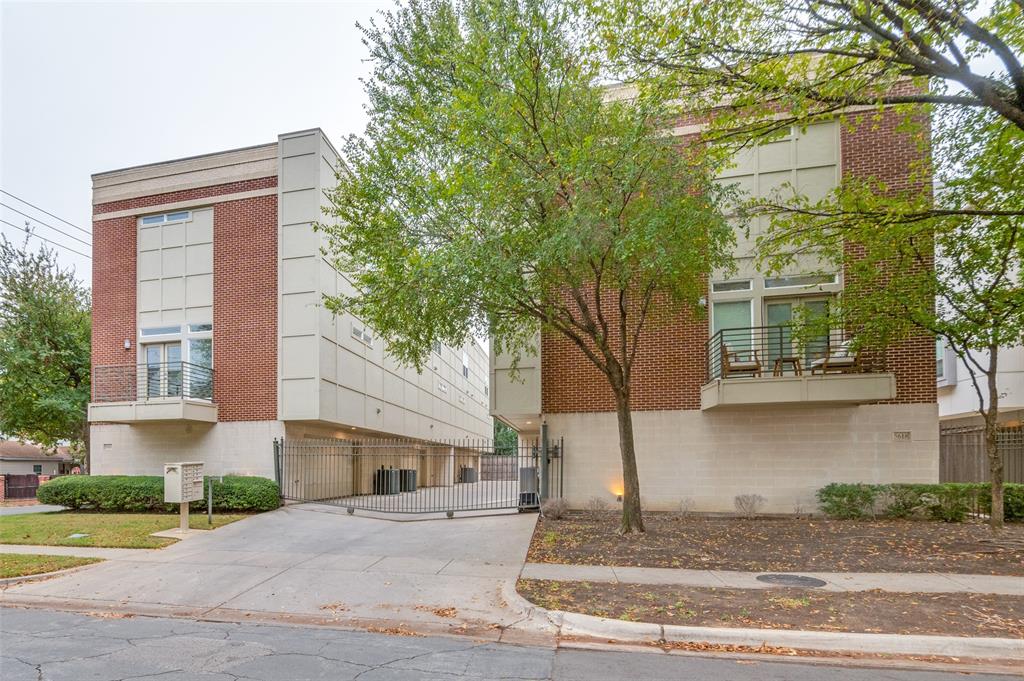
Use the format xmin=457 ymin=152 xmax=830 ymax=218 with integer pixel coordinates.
xmin=528 ymin=514 xmax=1024 ymax=575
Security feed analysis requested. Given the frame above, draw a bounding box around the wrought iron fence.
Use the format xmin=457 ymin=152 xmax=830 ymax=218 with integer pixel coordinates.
xmin=275 ymin=436 xmax=563 ymax=514
xmin=706 ymin=326 xmax=853 ymax=381
xmin=92 ymin=362 xmax=214 ymax=402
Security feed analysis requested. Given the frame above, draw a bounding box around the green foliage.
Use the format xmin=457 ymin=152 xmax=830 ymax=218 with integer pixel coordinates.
xmin=36 ymin=475 xmax=280 ymax=513
xmin=319 ymin=0 xmax=735 ymax=534
xmin=493 ymin=420 xmax=517 ymax=456
xmin=0 ymin=237 xmax=91 ymax=460
xmin=817 ymin=482 xmax=1023 ymax=522
xmin=815 ymin=483 xmax=879 ymax=520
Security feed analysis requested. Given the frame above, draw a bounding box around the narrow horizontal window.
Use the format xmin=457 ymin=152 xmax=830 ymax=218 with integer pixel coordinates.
xmin=187 ymin=323 xmax=212 ymax=333
xmin=141 ymin=325 xmax=181 ymax=336
xmin=141 ymin=215 xmax=165 ymax=225
xmin=712 ymin=280 xmax=752 ymax=292
xmin=764 ymin=274 xmax=836 ymax=289
xmin=166 ymin=211 xmax=191 ymax=222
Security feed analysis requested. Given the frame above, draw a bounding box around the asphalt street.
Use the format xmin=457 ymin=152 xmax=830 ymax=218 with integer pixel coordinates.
xmin=1 ymin=607 xmax=1016 ymax=681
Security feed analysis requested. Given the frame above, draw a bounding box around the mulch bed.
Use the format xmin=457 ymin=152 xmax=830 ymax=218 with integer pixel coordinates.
xmin=518 ymin=578 xmax=1024 ymax=638
xmin=528 ymin=513 xmax=1024 ymax=575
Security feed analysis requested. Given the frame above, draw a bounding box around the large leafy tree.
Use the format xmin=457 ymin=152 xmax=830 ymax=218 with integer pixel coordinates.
xmin=320 ymin=0 xmax=734 ymax=533
xmin=596 ymin=0 xmax=1024 ymax=528
xmin=0 ymin=237 xmax=91 ymax=470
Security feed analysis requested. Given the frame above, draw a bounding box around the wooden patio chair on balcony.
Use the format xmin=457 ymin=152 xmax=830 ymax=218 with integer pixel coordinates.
xmin=809 ymin=340 xmax=860 ymax=375
xmin=720 ymin=342 xmax=762 ymax=378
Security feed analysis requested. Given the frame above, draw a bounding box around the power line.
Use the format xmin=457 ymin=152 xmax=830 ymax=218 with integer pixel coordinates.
xmin=0 ymin=189 xmax=91 ymax=237
xmin=0 ymin=218 xmax=92 ymax=259
xmin=0 ymin=202 xmax=91 ymax=247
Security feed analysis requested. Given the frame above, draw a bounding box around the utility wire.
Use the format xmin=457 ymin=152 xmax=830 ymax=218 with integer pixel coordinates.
xmin=0 ymin=218 xmax=92 ymax=259
xmin=0 ymin=189 xmax=92 ymax=236
xmin=0 ymin=202 xmax=91 ymax=247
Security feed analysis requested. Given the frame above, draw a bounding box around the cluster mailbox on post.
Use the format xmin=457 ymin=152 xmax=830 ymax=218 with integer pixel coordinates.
xmin=164 ymin=462 xmax=204 ymax=532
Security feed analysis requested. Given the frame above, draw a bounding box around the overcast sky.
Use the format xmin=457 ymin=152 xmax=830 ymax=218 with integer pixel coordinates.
xmin=1 ymin=0 xmax=391 ymax=284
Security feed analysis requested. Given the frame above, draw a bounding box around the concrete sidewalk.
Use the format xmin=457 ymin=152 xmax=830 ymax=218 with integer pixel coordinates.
xmin=0 ymin=544 xmax=152 ymax=560
xmin=521 ymin=562 xmax=1024 ymax=596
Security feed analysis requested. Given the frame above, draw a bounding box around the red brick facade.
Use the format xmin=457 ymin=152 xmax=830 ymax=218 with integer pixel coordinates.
xmin=542 ymin=106 xmax=936 ymax=413
xmin=91 ymin=179 xmax=279 ymax=421
xmin=212 ymin=195 xmax=279 ymax=421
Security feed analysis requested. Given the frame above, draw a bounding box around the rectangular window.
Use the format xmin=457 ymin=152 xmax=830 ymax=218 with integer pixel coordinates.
xmin=712 ymin=300 xmax=752 ymax=353
xmin=141 ymin=215 xmax=165 ymax=225
xmin=187 ymin=323 xmax=212 ymax=333
xmin=936 ymin=339 xmax=945 ymax=381
xmin=712 ymin=280 xmax=752 ymax=292
xmin=764 ymin=273 xmax=836 ymax=289
xmin=462 ymin=351 xmax=470 ymax=379
xmin=33 ymin=464 xmax=43 ymax=474
xmin=166 ymin=211 xmax=190 ymax=222
xmin=141 ymin=325 xmax=182 ymax=336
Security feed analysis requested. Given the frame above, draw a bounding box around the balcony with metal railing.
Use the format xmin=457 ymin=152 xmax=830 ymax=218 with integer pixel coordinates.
xmin=701 ymin=326 xmax=896 ymax=410
xmin=88 ymin=362 xmax=218 ymax=423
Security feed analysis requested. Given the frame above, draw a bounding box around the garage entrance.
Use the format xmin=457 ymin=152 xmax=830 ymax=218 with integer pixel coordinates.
xmin=274 ymin=436 xmax=563 ymax=514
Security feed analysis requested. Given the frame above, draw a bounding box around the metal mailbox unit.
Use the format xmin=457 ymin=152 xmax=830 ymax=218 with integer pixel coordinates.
xmin=165 ymin=461 xmax=204 ymax=531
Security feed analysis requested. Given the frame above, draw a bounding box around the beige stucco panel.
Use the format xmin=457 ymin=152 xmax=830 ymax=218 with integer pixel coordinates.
xmin=546 ymin=404 xmax=938 ymax=513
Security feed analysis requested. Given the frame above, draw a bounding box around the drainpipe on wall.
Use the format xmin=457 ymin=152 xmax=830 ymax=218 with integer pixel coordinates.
xmin=540 ymin=422 xmax=549 ymax=501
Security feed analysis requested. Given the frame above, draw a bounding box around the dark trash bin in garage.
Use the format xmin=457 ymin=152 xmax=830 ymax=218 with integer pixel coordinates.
xmin=399 ymin=468 xmax=417 ymax=492
xmin=373 ymin=467 xmax=401 ymax=495
xmin=459 ymin=466 xmax=478 ymax=483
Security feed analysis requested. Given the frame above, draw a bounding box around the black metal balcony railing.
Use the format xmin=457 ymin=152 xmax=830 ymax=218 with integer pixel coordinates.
xmin=92 ymin=362 xmax=214 ymax=403
xmin=706 ymin=326 xmax=848 ymax=382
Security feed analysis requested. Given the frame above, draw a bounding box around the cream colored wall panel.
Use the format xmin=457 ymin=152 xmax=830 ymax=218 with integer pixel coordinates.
xmin=383 ymin=371 xmax=404 ymax=404
xmin=140 ymin=226 xmax=161 ymax=251
xmin=281 ymin=256 xmax=318 ymax=294
xmin=280 ymin=222 xmax=318 ymax=259
xmin=365 ymin=396 xmax=384 ymax=431
xmin=161 ymin=308 xmax=184 ymax=324
xmin=319 ymin=337 xmax=338 ymax=384
xmin=757 ymin=170 xmax=795 ymax=199
xmin=336 ymin=385 xmax=365 ymax=427
xmin=337 ymin=346 xmax=366 ymax=392
xmin=281 ymin=378 xmax=317 ymax=419
xmin=281 ymin=154 xmax=318 ymax=192
xmin=282 ymin=335 xmax=317 ymax=379
xmin=281 ymin=292 xmax=317 ymax=334
xmin=185 ymin=274 xmax=213 ymax=307
xmin=161 ymin=246 xmax=185 ymax=278
xmin=185 ymin=243 xmax=212 ymax=275
xmin=796 ymin=166 xmax=838 ymax=202
xmin=139 ymin=250 xmax=161 ymax=280
xmin=162 ymin=222 xmax=185 ymax=248
xmin=185 ymin=306 xmax=212 ymax=324
xmin=796 ymin=123 xmax=837 ymax=167
xmin=280 ymin=132 xmax=319 ymax=157
xmin=187 ymin=212 xmax=213 ymax=243
xmin=365 ymin=363 xmax=384 ymax=399
xmin=139 ymin=311 xmax=162 ymax=327
xmin=281 ymin=189 xmax=320 ymax=225
xmin=161 ymin=277 xmax=184 ymax=309
xmin=722 ymin=146 xmax=757 ymax=177
xmin=319 ymin=379 xmax=338 ymax=421
xmin=757 ymin=139 xmax=793 ymax=173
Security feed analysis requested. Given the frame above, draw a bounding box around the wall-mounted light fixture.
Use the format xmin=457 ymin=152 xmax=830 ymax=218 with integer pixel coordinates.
xmin=124 ymin=339 xmax=132 ymax=350
xmin=698 ymin=296 xmax=707 ymax=308
xmin=616 ymin=494 xmax=623 ymax=503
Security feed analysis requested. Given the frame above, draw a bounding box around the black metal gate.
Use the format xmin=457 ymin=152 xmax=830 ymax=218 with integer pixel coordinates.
xmin=4 ymin=474 xmax=41 ymax=500
xmin=274 ymin=437 xmax=563 ymax=514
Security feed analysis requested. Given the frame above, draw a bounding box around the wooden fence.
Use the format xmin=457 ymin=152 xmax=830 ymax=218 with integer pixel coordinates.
xmin=940 ymin=426 xmax=1024 ymax=483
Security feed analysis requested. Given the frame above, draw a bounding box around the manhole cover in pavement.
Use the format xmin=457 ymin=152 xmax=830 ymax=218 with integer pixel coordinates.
xmin=756 ymin=574 xmax=827 ymax=588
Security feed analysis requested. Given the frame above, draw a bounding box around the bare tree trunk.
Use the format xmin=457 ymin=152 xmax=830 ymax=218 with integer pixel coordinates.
xmin=611 ymin=382 xmax=644 ymax=534
xmin=81 ymin=419 xmax=91 ymax=475
xmin=986 ymin=345 xmax=1003 ymax=531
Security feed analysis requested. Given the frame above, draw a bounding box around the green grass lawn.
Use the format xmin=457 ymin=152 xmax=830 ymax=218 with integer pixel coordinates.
xmin=0 ymin=553 xmax=103 ymax=578
xmin=0 ymin=512 xmax=248 ymax=549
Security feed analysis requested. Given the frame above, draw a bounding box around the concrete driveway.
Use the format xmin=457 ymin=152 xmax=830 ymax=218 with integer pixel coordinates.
xmin=1 ymin=504 xmax=543 ymax=640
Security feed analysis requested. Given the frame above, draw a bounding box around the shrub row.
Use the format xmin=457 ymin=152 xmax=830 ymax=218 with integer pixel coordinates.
xmin=37 ymin=475 xmax=280 ymax=513
xmin=816 ymin=482 xmax=1024 ymax=522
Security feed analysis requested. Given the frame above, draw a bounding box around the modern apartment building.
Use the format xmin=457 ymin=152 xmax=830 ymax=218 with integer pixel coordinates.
xmin=89 ymin=129 xmax=491 ymax=478
xmin=937 ymin=341 xmax=1024 ymax=428
xmin=491 ymin=111 xmax=939 ymax=513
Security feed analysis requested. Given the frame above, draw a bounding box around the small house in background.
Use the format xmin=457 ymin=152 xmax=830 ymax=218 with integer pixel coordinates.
xmin=0 ymin=441 xmax=74 ymax=476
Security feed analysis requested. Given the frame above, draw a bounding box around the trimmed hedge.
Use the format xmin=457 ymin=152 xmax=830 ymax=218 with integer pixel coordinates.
xmin=37 ymin=475 xmax=280 ymax=513
xmin=817 ymin=482 xmax=1023 ymax=522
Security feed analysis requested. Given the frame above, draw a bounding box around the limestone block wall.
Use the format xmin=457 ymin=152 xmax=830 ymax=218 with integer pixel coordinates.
xmin=547 ymin=404 xmax=938 ymax=513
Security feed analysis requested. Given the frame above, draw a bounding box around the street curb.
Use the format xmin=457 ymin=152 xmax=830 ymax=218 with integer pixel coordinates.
xmin=511 ymin=583 xmax=1024 ymax=660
